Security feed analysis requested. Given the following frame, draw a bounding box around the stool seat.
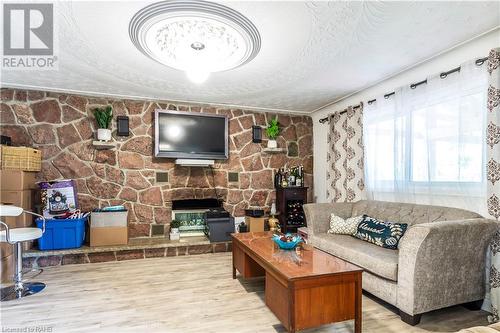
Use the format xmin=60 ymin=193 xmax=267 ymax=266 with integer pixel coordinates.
xmin=0 ymin=228 xmax=42 ymax=243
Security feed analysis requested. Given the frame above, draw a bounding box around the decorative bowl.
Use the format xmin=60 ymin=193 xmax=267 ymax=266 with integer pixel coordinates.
xmin=272 ymin=234 xmax=303 ymax=250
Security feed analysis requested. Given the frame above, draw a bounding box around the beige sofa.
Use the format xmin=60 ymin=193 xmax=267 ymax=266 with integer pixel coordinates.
xmin=303 ymin=200 xmax=498 ymax=325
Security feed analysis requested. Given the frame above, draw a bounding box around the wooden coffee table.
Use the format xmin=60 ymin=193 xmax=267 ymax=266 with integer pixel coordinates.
xmin=232 ymin=232 xmax=363 ymax=333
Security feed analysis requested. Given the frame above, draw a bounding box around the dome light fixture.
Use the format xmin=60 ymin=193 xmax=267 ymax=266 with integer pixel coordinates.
xmin=129 ymin=0 xmax=261 ymax=84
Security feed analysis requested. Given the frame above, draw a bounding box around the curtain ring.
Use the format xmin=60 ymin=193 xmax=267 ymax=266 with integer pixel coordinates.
xmin=440 ymin=72 xmax=447 ymax=79
xmin=410 ymin=83 xmax=417 ymax=89
xmin=475 ymin=58 xmax=485 ymax=66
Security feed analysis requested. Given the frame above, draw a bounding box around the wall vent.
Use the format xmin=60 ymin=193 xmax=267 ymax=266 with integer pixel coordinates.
xmin=151 ymin=224 xmax=165 ymax=236
xmin=228 ymin=172 xmax=239 ymax=183
xmin=156 ymin=172 xmax=169 ymax=183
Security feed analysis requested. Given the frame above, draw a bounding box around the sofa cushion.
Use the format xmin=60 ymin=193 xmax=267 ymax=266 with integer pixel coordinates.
xmin=328 ymin=214 xmax=363 ymax=235
xmin=354 ymin=215 xmax=408 ymax=250
xmin=313 ymin=233 xmax=399 ymax=281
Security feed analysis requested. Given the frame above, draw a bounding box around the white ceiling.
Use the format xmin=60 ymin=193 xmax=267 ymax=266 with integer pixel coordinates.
xmin=2 ymin=1 xmax=499 ymax=113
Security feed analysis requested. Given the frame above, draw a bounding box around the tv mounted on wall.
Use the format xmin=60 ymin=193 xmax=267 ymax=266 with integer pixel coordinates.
xmin=154 ymin=110 xmax=228 ymax=160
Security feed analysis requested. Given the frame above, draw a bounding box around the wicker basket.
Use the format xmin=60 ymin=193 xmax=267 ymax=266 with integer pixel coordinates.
xmin=0 ymin=146 xmax=42 ymax=171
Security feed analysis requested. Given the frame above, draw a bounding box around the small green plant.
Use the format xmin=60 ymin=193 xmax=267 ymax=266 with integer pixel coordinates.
xmin=170 ymin=220 xmax=181 ymax=229
xmin=266 ymin=116 xmax=280 ymax=140
xmin=93 ymin=106 xmax=113 ymax=129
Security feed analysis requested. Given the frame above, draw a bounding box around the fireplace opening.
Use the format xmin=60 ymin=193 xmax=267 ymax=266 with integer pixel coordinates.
xmin=171 ymin=198 xmax=223 ymax=238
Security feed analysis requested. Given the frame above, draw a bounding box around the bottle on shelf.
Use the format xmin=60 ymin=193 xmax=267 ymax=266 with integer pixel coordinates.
xmin=281 ymin=167 xmax=288 ymax=187
xmin=274 ymin=169 xmax=282 ymax=188
xmin=289 ymin=167 xmax=296 ymax=187
xmin=296 ymin=165 xmax=302 ymax=187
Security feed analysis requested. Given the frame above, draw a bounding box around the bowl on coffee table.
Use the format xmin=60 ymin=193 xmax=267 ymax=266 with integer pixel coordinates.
xmin=272 ymin=233 xmax=303 ymax=250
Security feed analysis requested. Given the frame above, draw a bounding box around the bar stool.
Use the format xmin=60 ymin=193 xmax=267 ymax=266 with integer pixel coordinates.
xmin=0 ymin=205 xmax=46 ymax=301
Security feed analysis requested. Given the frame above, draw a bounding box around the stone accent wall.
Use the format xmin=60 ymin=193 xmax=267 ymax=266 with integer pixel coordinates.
xmin=0 ymin=88 xmax=314 ymax=238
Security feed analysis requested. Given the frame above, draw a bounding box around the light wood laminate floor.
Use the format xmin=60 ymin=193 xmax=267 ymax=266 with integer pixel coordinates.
xmin=1 ymin=253 xmax=489 ymax=333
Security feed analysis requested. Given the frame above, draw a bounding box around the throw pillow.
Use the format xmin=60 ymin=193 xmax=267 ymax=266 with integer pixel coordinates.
xmin=328 ymin=214 xmax=363 ymax=235
xmin=354 ymin=215 xmax=408 ymax=250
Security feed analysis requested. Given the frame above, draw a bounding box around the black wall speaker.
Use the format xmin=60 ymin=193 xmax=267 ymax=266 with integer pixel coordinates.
xmin=252 ymin=125 xmax=262 ymax=143
xmin=117 ymin=116 xmax=129 ymax=136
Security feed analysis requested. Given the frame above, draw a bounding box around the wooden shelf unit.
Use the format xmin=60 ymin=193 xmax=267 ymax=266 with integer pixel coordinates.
xmin=276 ymin=187 xmax=308 ymax=233
xmin=262 ymin=148 xmax=287 ymax=154
xmin=92 ymin=141 xmax=115 ymax=150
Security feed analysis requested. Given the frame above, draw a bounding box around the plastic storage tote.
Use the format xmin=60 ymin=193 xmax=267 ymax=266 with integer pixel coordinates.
xmin=35 ymin=217 xmax=86 ymax=250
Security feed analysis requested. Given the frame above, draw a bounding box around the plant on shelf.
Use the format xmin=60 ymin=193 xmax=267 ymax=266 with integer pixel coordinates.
xmin=93 ymin=106 xmax=113 ymax=141
xmin=266 ymin=116 xmax=280 ymax=148
xmin=170 ymin=220 xmax=181 ymax=241
xmin=170 ymin=220 xmax=181 ymax=233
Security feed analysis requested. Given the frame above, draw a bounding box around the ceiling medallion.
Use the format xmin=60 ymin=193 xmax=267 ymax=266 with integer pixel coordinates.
xmin=129 ymin=0 xmax=261 ymax=84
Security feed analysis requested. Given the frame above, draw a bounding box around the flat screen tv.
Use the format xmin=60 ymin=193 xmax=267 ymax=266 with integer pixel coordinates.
xmin=154 ymin=110 xmax=228 ymax=159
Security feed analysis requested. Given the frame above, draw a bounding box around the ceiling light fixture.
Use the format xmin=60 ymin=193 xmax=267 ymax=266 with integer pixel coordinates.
xmin=129 ymin=0 xmax=261 ymax=84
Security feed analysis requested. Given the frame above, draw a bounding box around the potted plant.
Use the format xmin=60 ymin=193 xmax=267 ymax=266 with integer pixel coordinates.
xmin=170 ymin=220 xmax=181 ymax=240
xmin=266 ymin=116 xmax=280 ymax=148
xmin=93 ymin=106 xmax=113 ymax=141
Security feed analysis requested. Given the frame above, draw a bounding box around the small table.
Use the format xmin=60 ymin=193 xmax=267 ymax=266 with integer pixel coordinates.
xmin=232 ymin=232 xmax=363 ymax=333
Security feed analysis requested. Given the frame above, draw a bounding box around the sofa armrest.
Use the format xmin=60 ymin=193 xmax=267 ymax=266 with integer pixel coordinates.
xmin=303 ymin=202 xmax=353 ymax=236
xmin=397 ymin=218 xmax=499 ymax=315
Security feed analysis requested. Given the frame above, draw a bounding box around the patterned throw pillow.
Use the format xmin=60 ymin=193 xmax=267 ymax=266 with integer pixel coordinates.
xmin=328 ymin=214 xmax=363 ymax=235
xmin=354 ymin=215 xmax=408 ymax=250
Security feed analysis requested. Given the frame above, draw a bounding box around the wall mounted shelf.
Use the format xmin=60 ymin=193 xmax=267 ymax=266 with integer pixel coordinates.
xmin=92 ymin=141 xmax=115 ymax=150
xmin=262 ymin=148 xmax=287 ymax=154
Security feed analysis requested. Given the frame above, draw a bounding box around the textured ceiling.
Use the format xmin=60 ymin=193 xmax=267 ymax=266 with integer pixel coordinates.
xmin=2 ymin=1 xmax=499 ymax=113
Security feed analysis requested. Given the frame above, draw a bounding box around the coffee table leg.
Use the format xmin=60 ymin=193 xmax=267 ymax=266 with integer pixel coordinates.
xmin=354 ymin=275 xmax=362 ymax=333
xmin=232 ymin=265 xmax=236 ymax=279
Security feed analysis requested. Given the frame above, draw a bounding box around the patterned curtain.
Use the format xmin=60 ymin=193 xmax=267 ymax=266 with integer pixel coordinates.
xmin=486 ymin=48 xmax=500 ymax=323
xmin=326 ymin=103 xmax=366 ymax=202
xmin=487 ymin=48 xmax=500 ymax=220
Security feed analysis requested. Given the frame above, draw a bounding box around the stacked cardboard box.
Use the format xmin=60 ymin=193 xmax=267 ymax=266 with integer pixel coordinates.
xmin=0 ymin=170 xmax=37 ymax=283
xmin=90 ymin=211 xmax=128 ymax=247
xmin=244 ymin=216 xmax=265 ymax=233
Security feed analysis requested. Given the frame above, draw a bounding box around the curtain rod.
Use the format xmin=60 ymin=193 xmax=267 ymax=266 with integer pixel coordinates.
xmin=318 ymin=104 xmax=361 ymax=123
xmin=318 ymin=56 xmax=488 ymax=124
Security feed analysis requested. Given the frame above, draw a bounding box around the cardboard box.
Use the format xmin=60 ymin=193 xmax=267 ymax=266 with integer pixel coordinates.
xmin=0 ymin=217 xmax=15 ymax=259
xmin=0 ymin=170 xmax=36 ymax=190
xmin=245 ymin=216 xmax=265 ymax=233
xmin=90 ymin=211 xmax=128 ymax=247
xmin=90 ymin=227 xmax=128 ymax=247
xmin=0 ymin=190 xmax=36 ymax=251
xmin=0 ymin=190 xmax=34 ymax=228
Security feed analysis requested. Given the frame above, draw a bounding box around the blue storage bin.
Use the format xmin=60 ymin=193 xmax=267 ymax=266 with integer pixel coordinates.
xmin=35 ymin=217 xmax=86 ymax=250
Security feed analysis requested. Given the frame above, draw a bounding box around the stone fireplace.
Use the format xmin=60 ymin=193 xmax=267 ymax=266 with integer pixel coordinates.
xmin=0 ymin=88 xmax=314 ymax=239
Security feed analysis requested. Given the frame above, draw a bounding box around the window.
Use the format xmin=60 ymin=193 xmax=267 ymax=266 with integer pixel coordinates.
xmin=363 ymin=60 xmax=488 ymax=214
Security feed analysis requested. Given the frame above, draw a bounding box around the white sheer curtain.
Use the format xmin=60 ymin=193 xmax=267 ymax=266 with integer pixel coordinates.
xmin=364 ymin=59 xmax=488 ymax=215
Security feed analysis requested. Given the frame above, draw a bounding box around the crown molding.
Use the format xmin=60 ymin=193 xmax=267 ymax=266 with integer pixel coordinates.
xmin=0 ymin=82 xmax=311 ymax=115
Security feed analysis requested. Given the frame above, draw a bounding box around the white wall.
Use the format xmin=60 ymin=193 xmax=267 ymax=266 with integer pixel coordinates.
xmin=311 ymin=29 xmax=500 ymax=203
